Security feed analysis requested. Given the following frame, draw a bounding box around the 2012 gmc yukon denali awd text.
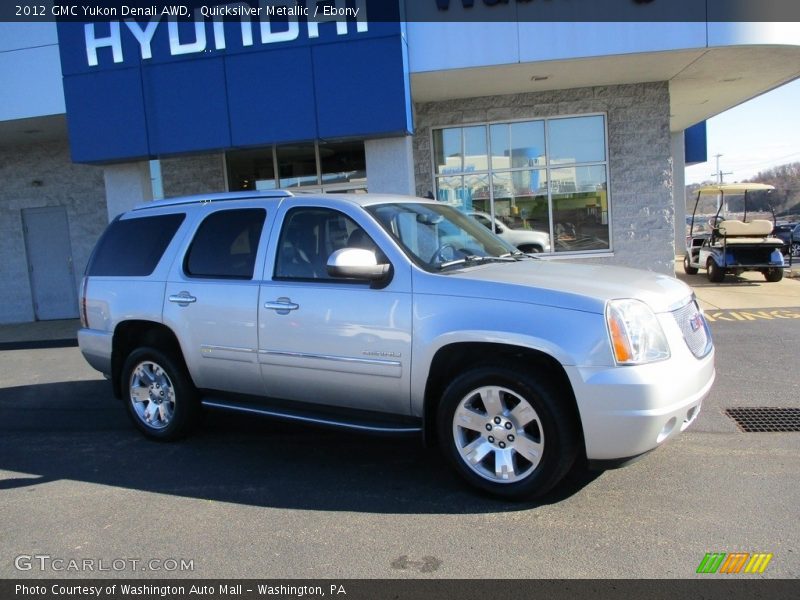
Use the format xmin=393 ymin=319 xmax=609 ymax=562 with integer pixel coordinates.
xmin=78 ymin=191 xmax=715 ymax=498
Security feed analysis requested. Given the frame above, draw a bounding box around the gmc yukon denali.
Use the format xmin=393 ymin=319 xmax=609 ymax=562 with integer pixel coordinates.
xmin=78 ymin=191 xmax=715 ymax=498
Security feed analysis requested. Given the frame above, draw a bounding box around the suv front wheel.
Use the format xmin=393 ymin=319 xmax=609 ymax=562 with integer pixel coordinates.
xmin=437 ymin=365 xmax=578 ymax=499
xmin=121 ymin=347 xmax=199 ymax=441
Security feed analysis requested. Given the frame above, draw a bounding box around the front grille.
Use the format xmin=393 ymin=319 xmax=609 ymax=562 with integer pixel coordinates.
xmin=725 ymin=408 xmax=800 ymax=432
xmin=671 ymin=299 xmax=712 ymax=358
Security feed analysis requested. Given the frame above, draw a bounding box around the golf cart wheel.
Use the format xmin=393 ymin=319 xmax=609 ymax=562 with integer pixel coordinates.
xmin=683 ymin=253 xmax=698 ymax=275
xmin=764 ymin=268 xmax=783 ymax=283
xmin=707 ymin=259 xmax=725 ymax=283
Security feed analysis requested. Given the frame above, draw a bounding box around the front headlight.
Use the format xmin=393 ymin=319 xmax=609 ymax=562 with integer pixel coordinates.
xmin=606 ymin=299 xmax=670 ymax=365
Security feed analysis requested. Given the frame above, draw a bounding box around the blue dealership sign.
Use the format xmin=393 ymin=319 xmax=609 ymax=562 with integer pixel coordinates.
xmin=56 ymin=0 xmax=411 ymax=163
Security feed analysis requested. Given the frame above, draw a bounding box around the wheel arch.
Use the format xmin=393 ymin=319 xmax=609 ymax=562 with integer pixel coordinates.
xmin=111 ymin=320 xmax=188 ymax=399
xmin=421 ymin=342 xmax=584 ymax=455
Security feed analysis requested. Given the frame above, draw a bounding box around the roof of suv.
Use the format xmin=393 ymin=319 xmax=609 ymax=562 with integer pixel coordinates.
xmin=132 ymin=190 xmax=435 ymax=212
xmin=132 ymin=190 xmax=294 ymax=211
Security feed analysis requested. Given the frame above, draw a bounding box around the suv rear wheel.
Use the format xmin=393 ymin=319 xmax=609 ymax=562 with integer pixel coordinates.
xmin=121 ymin=347 xmax=200 ymax=441
xmin=437 ymin=365 xmax=578 ymax=499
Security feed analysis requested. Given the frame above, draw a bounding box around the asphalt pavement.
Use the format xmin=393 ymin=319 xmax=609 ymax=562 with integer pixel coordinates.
xmin=0 ymin=270 xmax=798 ymax=579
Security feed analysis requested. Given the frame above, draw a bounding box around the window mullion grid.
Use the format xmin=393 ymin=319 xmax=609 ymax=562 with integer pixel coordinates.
xmin=486 ymin=125 xmax=495 ymax=227
xmin=314 ymin=141 xmax=322 ymax=187
xmin=544 ymin=119 xmax=555 ymax=251
xmin=272 ymin=146 xmax=279 ymax=190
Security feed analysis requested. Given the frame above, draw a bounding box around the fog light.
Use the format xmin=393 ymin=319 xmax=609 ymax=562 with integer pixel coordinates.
xmin=681 ymin=406 xmax=700 ymax=431
xmin=657 ymin=417 xmax=677 ymax=443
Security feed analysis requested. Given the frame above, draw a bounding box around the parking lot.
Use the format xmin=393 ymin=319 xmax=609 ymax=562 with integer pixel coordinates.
xmin=1 ymin=271 xmax=798 ymax=579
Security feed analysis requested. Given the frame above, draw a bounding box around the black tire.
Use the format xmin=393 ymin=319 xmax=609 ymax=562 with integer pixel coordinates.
xmin=121 ymin=347 xmax=200 ymax=441
xmin=707 ymin=258 xmax=725 ymax=283
xmin=437 ymin=365 xmax=579 ymax=500
xmin=518 ymin=244 xmax=542 ymax=254
xmin=683 ymin=253 xmax=698 ymax=275
xmin=764 ymin=268 xmax=783 ymax=283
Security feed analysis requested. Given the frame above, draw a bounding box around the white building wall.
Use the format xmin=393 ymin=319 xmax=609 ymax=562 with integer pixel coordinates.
xmin=364 ymin=137 xmax=416 ymax=195
xmin=406 ymin=22 xmax=708 ymax=73
xmin=0 ymin=23 xmax=65 ymax=121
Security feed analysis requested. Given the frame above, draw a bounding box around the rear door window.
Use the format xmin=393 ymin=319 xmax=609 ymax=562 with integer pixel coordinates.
xmin=184 ymin=208 xmax=267 ymax=279
xmin=87 ymin=213 xmax=185 ymax=276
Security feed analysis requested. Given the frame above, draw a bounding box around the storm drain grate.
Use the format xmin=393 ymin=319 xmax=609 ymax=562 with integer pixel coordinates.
xmin=724 ymin=408 xmax=800 ymax=432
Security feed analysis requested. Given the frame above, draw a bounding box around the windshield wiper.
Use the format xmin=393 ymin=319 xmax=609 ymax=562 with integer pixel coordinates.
xmin=500 ymin=250 xmax=539 ymax=260
xmin=438 ymin=255 xmax=517 ymax=270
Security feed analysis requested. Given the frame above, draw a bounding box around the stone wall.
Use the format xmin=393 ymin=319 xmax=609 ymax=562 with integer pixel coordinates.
xmin=413 ymin=82 xmax=675 ymax=274
xmin=0 ymin=139 xmax=107 ymax=323
xmin=161 ymin=153 xmax=226 ymax=198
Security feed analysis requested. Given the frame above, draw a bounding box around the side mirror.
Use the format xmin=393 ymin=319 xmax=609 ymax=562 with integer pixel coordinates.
xmin=327 ymin=248 xmax=391 ymax=281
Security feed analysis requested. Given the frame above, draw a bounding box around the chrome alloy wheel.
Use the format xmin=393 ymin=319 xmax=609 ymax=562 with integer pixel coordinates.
xmin=129 ymin=361 xmax=176 ymax=430
xmin=452 ymin=385 xmax=544 ymax=484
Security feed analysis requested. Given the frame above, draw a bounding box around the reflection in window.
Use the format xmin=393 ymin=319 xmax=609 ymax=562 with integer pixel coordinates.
xmin=433 ymin=128 xmax=463 ymax=174
xmin=227 ymin=148 xmax=276 ymax=191
xmin=319 ymin=141 xmax=366 ymax=186
xmin=548 ymin=115 xmax=606 ymax=165
xmin=226 ymin=141 xmax=366 ymax=192
xmin=550 ymin=166 xmax=609 ymax=252
xmin=433 ymin=115 xmax=609 ymax=254
xmin=277 ymin=144 xmax=318 ymax=188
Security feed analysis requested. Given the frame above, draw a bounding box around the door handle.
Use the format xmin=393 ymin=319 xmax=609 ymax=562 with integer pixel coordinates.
xmin=168 ymin=292 xmax=197 ymax=306
xmin=264 ymin=297 xmax=299 ymax=314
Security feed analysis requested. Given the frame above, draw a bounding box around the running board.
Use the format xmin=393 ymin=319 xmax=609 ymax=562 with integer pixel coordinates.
xmin=201 ymin=397 xmax=422 ymax=436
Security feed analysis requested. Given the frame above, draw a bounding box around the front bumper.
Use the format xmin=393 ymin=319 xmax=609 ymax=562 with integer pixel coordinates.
xmin=565 ymin=348 xmax=715 ymax=461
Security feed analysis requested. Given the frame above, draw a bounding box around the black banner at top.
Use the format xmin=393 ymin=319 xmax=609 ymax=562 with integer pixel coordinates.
xmin=3 ymin=0 xmax=800 ymax=23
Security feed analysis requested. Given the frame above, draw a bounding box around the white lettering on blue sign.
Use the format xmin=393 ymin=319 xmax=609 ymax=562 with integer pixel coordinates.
xmin=168 ymin=13 xmax=207 ymax=55
xmin=83 ymin=0 xmax=369 ymax=67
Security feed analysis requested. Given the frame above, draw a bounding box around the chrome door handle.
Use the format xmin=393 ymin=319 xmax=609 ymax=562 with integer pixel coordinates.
xmin=168 ymin=292 xmax=197 ymax=305
xmin=264 ymin=297 xmax=299 ymax=314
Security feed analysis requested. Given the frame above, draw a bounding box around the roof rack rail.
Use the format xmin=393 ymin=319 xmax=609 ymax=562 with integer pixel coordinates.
xmin=132 ymin=190 xmax=294 ymax=211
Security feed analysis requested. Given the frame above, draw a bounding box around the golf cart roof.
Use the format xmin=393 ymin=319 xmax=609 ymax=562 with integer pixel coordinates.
xmin=696 ymin=183 xmax=775 ymax=194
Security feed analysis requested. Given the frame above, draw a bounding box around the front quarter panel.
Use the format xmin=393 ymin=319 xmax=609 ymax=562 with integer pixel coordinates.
xmin=410 ymin=282 xmax=611 ymax=415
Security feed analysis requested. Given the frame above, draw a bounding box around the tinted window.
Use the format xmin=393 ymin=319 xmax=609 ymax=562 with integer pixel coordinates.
xmin=275 ymin=208 xmax=380 ymax=280
xmin=185 ymin=209 xmax=266 ymax=279
xmin=88 ymin=213 xmax=185 ymax=276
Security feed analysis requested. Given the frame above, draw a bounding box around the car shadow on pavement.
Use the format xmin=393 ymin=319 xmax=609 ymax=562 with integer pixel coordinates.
xmin=0 ymin=380 xmax=601 ymax=514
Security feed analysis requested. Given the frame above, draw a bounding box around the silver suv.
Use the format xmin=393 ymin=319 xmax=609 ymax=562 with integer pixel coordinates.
xmin=78 ymin=191 xmax=715 ymax=499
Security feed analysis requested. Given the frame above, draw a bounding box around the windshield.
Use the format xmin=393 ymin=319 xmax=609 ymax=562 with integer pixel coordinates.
xmin=367 ymin=202 xmax=519 ymax=271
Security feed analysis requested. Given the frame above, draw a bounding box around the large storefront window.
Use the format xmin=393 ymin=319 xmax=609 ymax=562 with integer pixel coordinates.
xmin=432 ymin=115 xmax=610 ymax=254
xmin=226 ymin=141 xmax=367 ymax=193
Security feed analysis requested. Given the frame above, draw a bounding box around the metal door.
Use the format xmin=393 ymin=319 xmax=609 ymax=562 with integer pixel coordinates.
xmin=22 ymin=206 xmax=79 ymax=320
xmin=258 ymin=205 xmax=413 ymax=415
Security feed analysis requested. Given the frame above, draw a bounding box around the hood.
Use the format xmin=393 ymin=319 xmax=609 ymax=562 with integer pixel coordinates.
xmin=415 ymin=259 xmax=692 ymax=314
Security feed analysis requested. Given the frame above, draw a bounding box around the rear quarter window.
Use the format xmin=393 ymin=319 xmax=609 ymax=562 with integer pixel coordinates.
xmin=87 ymin=213 xmax=186 ymax=276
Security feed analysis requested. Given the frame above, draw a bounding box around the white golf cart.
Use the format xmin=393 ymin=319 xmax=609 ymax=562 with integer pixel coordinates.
xmin=683 ymin=183 xmax=787 ymax=283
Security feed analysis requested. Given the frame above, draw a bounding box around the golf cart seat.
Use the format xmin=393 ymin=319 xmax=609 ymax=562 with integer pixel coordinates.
xmin=715 ymin=219 xmax=783 ymax=246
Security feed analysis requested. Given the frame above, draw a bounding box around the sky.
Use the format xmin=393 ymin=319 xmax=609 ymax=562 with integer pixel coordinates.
xmin=685 ymin=77 xmax=800 ymax=185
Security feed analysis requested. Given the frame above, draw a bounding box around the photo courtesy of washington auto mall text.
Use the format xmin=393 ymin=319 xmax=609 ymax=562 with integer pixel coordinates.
xmin=13 ymin=583 xmax=348 ymax=598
